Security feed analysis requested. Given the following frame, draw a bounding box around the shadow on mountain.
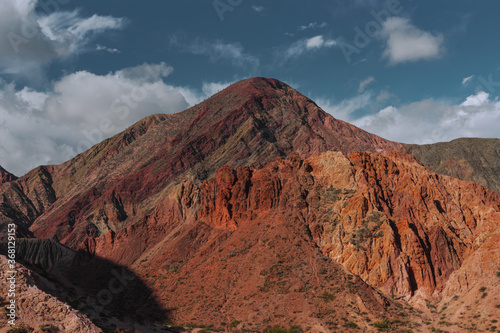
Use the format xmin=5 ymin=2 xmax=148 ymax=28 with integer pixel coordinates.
xmin=0 ymin=238 xmax=171 ymax=330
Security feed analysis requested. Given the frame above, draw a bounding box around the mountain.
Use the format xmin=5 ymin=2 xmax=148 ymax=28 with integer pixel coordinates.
xmin=406 ymin=138 xmax=500 ymax=193
xmin=0 ymin=77 xmax=499 ymax=331
xmin=0 ymin=77 xmax=403 ymax=248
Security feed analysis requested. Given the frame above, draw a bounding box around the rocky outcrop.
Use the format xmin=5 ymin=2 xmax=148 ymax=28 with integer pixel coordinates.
xmin=79 ymin=155 xmax=417 ymax=331
xmin=0 ymin=255 xmax=102 ymax=332
xmin=188 ymin=150 xmax=500 ymax=302
xmin=308 ymin=151 xmax=500 ymax=301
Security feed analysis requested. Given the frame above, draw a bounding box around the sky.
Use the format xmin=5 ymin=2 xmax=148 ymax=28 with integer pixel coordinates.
xmin=1 ymin=0 xmax=500 ymax=175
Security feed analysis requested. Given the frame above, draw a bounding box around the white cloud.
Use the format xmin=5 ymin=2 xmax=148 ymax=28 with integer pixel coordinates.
xmin=96 ymin=44 xmax=120 ymax=54
xmin=353 ymin=92 xmax=500 ymax=144
xmin=318 ymin=90 xmax=500 ymax=144
xmin=0 ymin=64 xmax=229 ymax=175
xmin=251 ymin=5 xmax=264 ymax=13
xmin=379 ymin=17 xmax=444 ymax=65
xmin=462 ymin=75 xmax=474 ymax=85
xmin=182 ymin=39 xmax=259 ymax=70
xmin=358 ymin=76 xmax=375 ymax=93
xmin=461 ymin=91 xmax=489 ymax=107
xmin=299 ymin=22 xmax=327 ymax=31
xmin=284 ymin=35 xmax=337 ymax=59
xmin=316 ymin=92 xmax=373 ymax=121
xmin=0 ymin=0 xmax=124 ymax=75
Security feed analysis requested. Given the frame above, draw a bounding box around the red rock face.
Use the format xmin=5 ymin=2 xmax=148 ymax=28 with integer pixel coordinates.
xmin=78 ymin=153 xmax=413 ymax=330
xmin=77 ymin=150 xmax=499 ymax=329
xmin=308 ymin=151 xmax=500 ymax=300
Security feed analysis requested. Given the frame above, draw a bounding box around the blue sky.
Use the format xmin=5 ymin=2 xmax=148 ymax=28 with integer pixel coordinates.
xmin=1 ymin=0 xmax=500 ymax=175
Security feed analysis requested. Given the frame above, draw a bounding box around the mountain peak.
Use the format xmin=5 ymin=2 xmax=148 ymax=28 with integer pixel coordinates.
xmin=200 ymin=77 xmax=296 ymax=111
xmin=232 ymin=76 xmax=290 ymax=91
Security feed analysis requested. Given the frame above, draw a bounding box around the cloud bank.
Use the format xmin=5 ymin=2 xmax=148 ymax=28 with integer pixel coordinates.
xmin=320 ymin=90 xmax=500 ymax=144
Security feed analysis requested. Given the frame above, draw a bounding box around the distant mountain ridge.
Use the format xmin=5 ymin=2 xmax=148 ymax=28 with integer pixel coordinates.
xmin=406 ymin=138 xmax=500 ymax=193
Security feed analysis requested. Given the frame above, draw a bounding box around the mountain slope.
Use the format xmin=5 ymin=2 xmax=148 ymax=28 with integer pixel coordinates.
xmin=73 ymin=153 xmax=427 ymax=331
xmin=0 ymin=77 xmax=403 ymax=248
xmin=80 ymin=150 xmax=500 ymax=331
xmin=0 ymin=165 xmax=16 ymax=185
xmin=406 ymin=138 xmax=500 ymax=193
xmin=0 ymin=255 xmax=101 ymax=332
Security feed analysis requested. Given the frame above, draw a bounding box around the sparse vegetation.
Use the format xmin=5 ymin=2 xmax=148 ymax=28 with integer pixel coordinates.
xmin=479 ymin=286 xmax=487 ymax=292
xmin=168 ymin=263 xmax=183 ymax=273
xmin=320 ymin=291 xmax=335 ymax=302
xmin=229 ymin=320 xmax=241 ymax=328
xmin=349 ymin=211 xmax=386 ymax=249
xmin=40 ymin=324 xmax=59 ymax=333
xmin=373 ymin=319 xmax=390 ymax=329
xmin=344 ymin=321 xmax=358 ymax=328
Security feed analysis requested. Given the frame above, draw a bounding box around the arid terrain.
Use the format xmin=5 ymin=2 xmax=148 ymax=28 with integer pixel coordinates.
xmin=0 ymin=78 xmax=499 ymax=332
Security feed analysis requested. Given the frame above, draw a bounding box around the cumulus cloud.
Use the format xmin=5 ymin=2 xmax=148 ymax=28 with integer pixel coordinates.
xmin=320 ymin=90 xmax=500 ymax=144
xmin=379 ymin=17 xmax=444 ymax=65
xmin=0 ymin=64 xmax=231 ymax=175
xmin=284 ymin=35 xmax=337 ymax=59
xmin=0 ymin=0 xmax=124 ymax=75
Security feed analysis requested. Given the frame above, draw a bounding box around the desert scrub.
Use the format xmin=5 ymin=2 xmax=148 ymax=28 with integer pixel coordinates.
xmin=344 ymin=321 xmax=358 ymax=328
xmin=373 ymin=319 xmax=390 ymax=329
xmin=320 ymin=291 xmax=335 ymax=302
